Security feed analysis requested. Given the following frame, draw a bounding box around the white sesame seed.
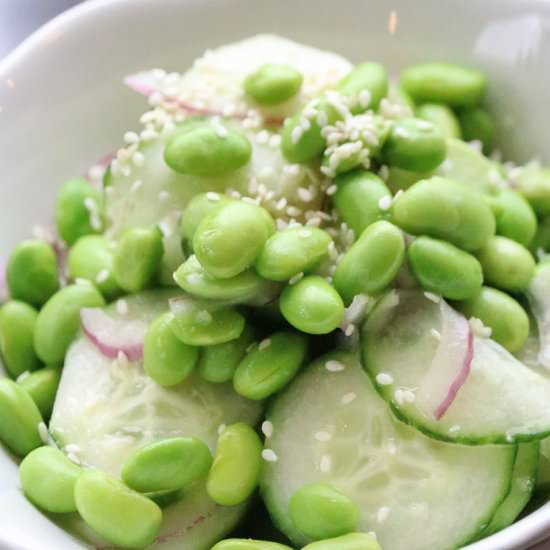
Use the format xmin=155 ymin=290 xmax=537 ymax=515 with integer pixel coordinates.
xmin=116 ymin=351 xmax=129 ymax=367
xmin=320 ymin=455 xmax=332 ymax=473
xmin=256 ymin=130 xmax=270 ymax=145
xmin=341 ymin=392 xmax=357 ymax=405
xmin=306 ymin=217 xmax=322 ymax=227
xmin=116 ymin=299 xmax=128 ymax=315
xmin=262 ymin=449 xmax=278 ymax=462
xmin=376 ymin=506 xmax=390 ymax=524
xmin=315 ymin=431 xmax=332 ymax=442
xmin=65 ymin=443 xmax=81 ymax=454
xmin=416 ymin=120 xmax=433 ymax=130
xmin=378 ymin=165 xmax=389 ymax=180
xmin=376 ymin=373 xmax=394 ymax=385
xmin=132 ymin=151 xmax=145 ymax=166
xmin=326 ymin=184 xmax=338 ymax=196
xmin=469 ymin=317 xmax=492 ymax=338
xmin=16 ymin=371 xmax=30 ymax=383
xmin=344 ymin=324 xmax=356 ymax=337
xmin=423 ymin=291 xmax=441 ymax=303
xmin=261 ymin=421 xmax=274 ymax=438
xmin=291 ymin=126 xmax=303 ymax=144
xmin=286 ymin=164 xmax=301 ymax=176
xmin=297 ymin=187 xmax=313 ymax=202
xmin=378 ymin=196 xmax=392 ymax=211
xmin=358 ymin=89 xmax=371 ymax=109
xmin=288 ymin=272 xmax=304 ymax=285
xmin=287 ymin=206 xmax=302 ymax=217
xmin=430 ymin=328 xmax=441 ymax=340
xmin=123 ymin=131 xmax=139 ymax=144
xmin=95 ymin=269 xmax=109 ymax=284
xmin=38 ymin=422 xmax=49 ymax=444
xmin=298 ymin=229 xmax=312 ymax=238
xmin=217 ymin=423 xmax=226 ymax=435
xmin=206 ymin=192 xmax=220 ymax=201
xmin=325 ymin=360 xmax=345 ymax=372
xmin=67 ymin=453 xmax=81 ymax=465
xmin=449 ymin=424 xmax=461 ymax=434
xmin=259 ymin=338 xmax=272 ymax=351
xmin=196 ymin=310 xmax=213 ymax=324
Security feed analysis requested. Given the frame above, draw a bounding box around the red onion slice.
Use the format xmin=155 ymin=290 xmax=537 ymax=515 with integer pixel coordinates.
xmin=80 ymin=308 xmax=148 ymax=361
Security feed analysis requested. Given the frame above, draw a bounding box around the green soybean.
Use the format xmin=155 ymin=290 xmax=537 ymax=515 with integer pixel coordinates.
xmin=55 ymin=178 xmax=103 ymax=245
xmin=408 ymin=237 xmax=483 ymax=300
xmin=244 ymin=64 xmax=303 ymax=105
xmin=198 ymin=324 xmax=254 ymax=383
xmin=68 ymin=235 xmax=121 ymax=299
xmin=256 ymin=226 xmax=332 ymax=281
xmin=400 ymin=62 xmax=487 ymax=107
xmin=33 ymin=283 xmax=105 ymax=364
xmin=75 ymin=469 xmax=162 ymax=549
xmin=0 ymin=301 xmax=40 ymax=378
xmin=180 ymin=193 xmax=231 ymax=242
xmin=333 ymin=220 xmax=405 ymax=304
xmin=457 ymin=286 xmax=529 ymax=353
xmin=458 ymin=107 xmax=495 ymax=154
xmin=112 ymin=227 xmax=164 ymax=292
xmin=122 ymin=437 xmax=212 ymax=493
xmin=391 ymin=176 xmax=496 ymax=251
xmin=6 ymin=240 xmax=59 ymax=307
xmin=206 ymin=422 xmax=262 ymax=506
xmin=477 ymin=236 xmax=535 ymax=292
xmin=386 ymin=166 xmax=428 ymax=194
xmin=488 ymin=190 xmax=537 ymax=247
xmin=531 ymin=216 xmax=550 ymax=254
xmin=337 ymin=62 xmax=389 ymax=112
xmin=19 ymin=366 xmax=61 ymax=419
xmin=0 ymin=378 xmax=42 ymax=456
xmin=164 ymin=123 xmax=251 ymax=177
xmin=233 ymin=331 xmax=307 ymax=400
xmin=280 ymin=276 xmax=344 ymax=335
xmin=144 ymin=312 xmax=199 ymax=386
xmin=19 ymin=447 xmax=81 ymax=513
xmin=194 ymin=201 xmax=275 ymax=279
xmin=512 ymin=164 xmax=550 ymax=216
xmin=416 ymin=103 xmax=462 ymax=139
xmin=389 ymin=83 xmax=416 ymax=111
xmin=289 ymin=483 xmax=359 ymax=540
xmin=169 ymin=298 xmax=245 ymax=346
xmin=302 ymin=533 xmax=381 ymax=550
xmin=332 ymin=171 xmax=391 ymax=237
xmin=211 ymin=539 xmax=293 ymax=550
xmin=382 ymin=117 xmax=446 ymax=172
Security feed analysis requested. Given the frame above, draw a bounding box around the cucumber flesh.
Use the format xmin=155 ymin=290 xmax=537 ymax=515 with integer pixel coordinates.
xmin=362 ymin=290 xmax=550 ymax=444
xmin=261 ymin=351 xmax=515 ymax=550
xmin=527 ymin=261 xmax=550 ymax=370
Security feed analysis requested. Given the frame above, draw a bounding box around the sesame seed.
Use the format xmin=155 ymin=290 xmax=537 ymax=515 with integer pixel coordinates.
xmin=262 ymin=449 xmax=278 ymax=462
xmin=124 ymin=131 xmax=139 ymax=144
xmin=297 ymin=187 xmax=314 ymax=202
xmin=344 ymin=324 xmax=356 ymax=336
xmin=423 ymin=291 xmax=441 ymax=303
xmin=306 ymin=217 xmax=322 ymax=227
xmin=393 ymin=189 xmax=403 ymax=203
xmin=376 ymin=373 xmax=394 ymax=385
xmin=449 ymin=425 xmax=461 ymax=434
xmin=376 ymin=506 xmax=390 ymax=524
xmin=287 ymin=206 xmax=302 ymax=217
xmin=315 ymin=431 xmax=332 ymax=442
xmin=341 ymin=392 xmax=357 ymax=405
xmin=38 ymin=422 xmax=49 ymax=444
xmin=65 ymin=443 xmax=81 ymax=454
xmin=95 ymin=269 xmax=109 ymax=284
xmin=116 ymin=351 xmax=129 ymax=367
xmin=320 ymin=455 xmax=332 ymax=473
xmin=132 ymin=151 xmax=145 ymax=166
xmin=378 ymin=196 xmax=392 ymax=211
xmin=286 ymin=164 xmax=301 ymax=176
xmin=276 ymin=198 xmax=288 ymax=211
xmin=196 ymin=310 xmax=213 ymax=324
xmin=206 ymin=192 xmax=220 ymax=201
xmin=430 ymin=328 xmax=441 ymax=340
xmin=291 ymin=126 xmax=303 ymax=144
xmin=16 ymin=371 xmax=30 ymax=383
xmin=116 ymin=299 xmax=128 ymax=315
xmin=268 ymin=134 xmax=282 ymax=148
xmin=259 ymin=338 xmax=272 ymax=351
xmin=326 ymin=184 xmax=337 ymax=196
xmin=256 ymin=130 xmax=270 ymax=145
xmin=261 ymin=421 xmax=274 ymax=438
xmin=394 ymin=127 xmax=410 ymax=139
xmin=218 ymin=424 xmax=226 ymax=435
xmin=378 ymin=165 xmax=389 ymax=180
xmin=358 ymin=89 xmax=371 ymax=109
xmin=469 ymin=317 xmax=492 ymax=338
xmin=416 ymin=120 xmax=433 ymax=130
xmin=325 ymin=360 xmax=345 ymax=372
xmin=67 ymin=453 xmax=81 ymax=465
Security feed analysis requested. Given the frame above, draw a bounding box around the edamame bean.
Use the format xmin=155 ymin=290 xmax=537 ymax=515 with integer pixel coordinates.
xmin=391 ymin=176 xmax=496 ymax=251
xmin=400 ymin=62 xmax=487 ymax=107
xmin=244 ymin=64 xmax=303 ymax=105
xmin=164 ymin=123 xmax=252 ymax=177
xmin=530 ymin=216 xmax=550 ymax=254
xmin=458 ymin=107 xmax=495 ymax=154
xmin=19 ymin=366 xmax=61 ymax=419
xmin=382 ymin=118 xmax=446 ymax=172
xmin=333 ymin=220 xmax=405 ymax=304
xmin=0 ymin=301 xmax=40 ymax=378
xmin=416 ymin=103 xmax=462 ymax=139
xmin=169 ymin=298 xmax=245 ymax=346
xmin=144 ymin=312 xmax=199 ymax=386
xmin=457 ymin=286 xmax=529 ymax=353
xmin=0 ymin=378 xmax=42 ymax=456
xmin=6 ymin=240 xmax=59 ymax=307
xmin=206 ymin=422 xmax=262 ymax=506
xmin=233 ymin=331 xmax=307 ymax=400
xmin=302 ymin=533 xmax=381 ymax=550
xmin=488 ymin=190 xmax=537 ymax=247
xmin=337 ymin=62 xmax=389 ymax=112
xmin=122 ymin=437 xmax=212 ymax=493
xmin=256 ymin=226 xmax=332 ymax=281
xmin=477 ymin=236 xmax=535 ymax=292
xmin=512 ymin=164 xmax=550 ymax=216
xmin=289 ymin=483 xmax=359 ymax=540
xmin=279 ymin=276 xmax=344 ymax=334
xmin=55 ymin=178 xmax=103 ymax=245
xmin=180 ymin=193 xmax=231 ymax=242
xmin=386 ymin=166 xmax=427 ymax=194
xmin=211 ymin=539 xmax=293 ymax=550
xmin=332 ymin=170 xmax=391 ymax=236
xmin=408 ymin=237 xmax=483 ymax=300
xmin=198 ymin=324 xmax=254 ymax=383
xmin=33 ymin=283 xmax=105 ymax=364
xmin=68 ymin=235 xmax=121 ymax=299
xmin=112 ymin=227 xmax=164 ymax=292
xmin=19 ymin=447 xmax=81 ymax=513
xmin=194 ymin=201 xmax=275 ymax=279
xmin=75 ymin=469 xmax=162 ymax=549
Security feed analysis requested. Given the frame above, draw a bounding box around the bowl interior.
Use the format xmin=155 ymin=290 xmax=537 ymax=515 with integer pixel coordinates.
xmin=1 ymin=0 xmax=550 ymax=548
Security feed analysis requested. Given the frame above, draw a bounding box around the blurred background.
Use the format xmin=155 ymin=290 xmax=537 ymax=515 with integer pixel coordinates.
xmin=0 ymin=0 xmax=83 ymax=58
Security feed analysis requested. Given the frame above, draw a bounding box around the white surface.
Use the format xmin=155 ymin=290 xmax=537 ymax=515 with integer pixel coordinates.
xmin=1 ymin=0 xmax=550 ymax=548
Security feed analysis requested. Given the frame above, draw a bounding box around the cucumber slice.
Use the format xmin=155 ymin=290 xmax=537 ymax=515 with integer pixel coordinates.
xmin=261 ymin=351 xmax=515 ymax=550
xmin=537 ymin=438 xmax=550 ymax=495
xmin=49 ymin=290 xmax=263 ymax=549
xmin=362 ymin=290 xmax=550 ymax=444
xmin=527 ymin=261 xmax=550 ymax=370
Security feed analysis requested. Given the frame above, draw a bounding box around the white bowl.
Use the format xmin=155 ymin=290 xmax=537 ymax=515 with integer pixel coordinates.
xmin=1 ymin=0 xmax=550 ymax=548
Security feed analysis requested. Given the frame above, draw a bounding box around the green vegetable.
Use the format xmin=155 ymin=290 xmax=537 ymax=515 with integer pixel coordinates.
xmin=244 ymin=64 xmax=303 ymax=105
xmin=336 ymin=62 xmax=389 ymax=112
xmin=207 ymin=422 xmax=262 ymax=506
xmin=512 ymin=164 xmax=550 ymax=216
xmin=0 ymin=301 xmax=41 ymax=378
xmin=416 ymin=103 xmax=462 ymax=139
xmin=19 ymin=366 xmax=61 ymax=419
xmin=212 ymin=540 xmax=293 ymax=550
xmin=458 ymin=107 xmax=495 ymax=154
xmin=19 ymin=447 xmax=81 ymax=513
xmin=33 ymin=283 xmax=105 ymax=364
xmin=121 ymin=437 xmax=212 ymax=493
xmin=144 ymin=312 xmax=199 ymax=386
xmin=233 ymin=332 xmax=307 ymax=400
xmin=302 ymin=533 xmax=381 ymax=550
xmin=180 ymin=193 xmax=231 ymax=242
xmin=6 ymin=240 xmax=59 ymax=307
xmin=280 ymin=276 xmax=344 ymax=334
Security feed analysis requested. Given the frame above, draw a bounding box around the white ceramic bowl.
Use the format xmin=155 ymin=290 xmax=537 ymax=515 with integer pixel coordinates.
xmin=1 ymin=0 xmax=550 ymax=548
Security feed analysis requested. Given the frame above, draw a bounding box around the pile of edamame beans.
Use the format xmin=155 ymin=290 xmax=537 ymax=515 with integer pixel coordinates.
xmin=1 ymin=42 xmax=550 ymax=550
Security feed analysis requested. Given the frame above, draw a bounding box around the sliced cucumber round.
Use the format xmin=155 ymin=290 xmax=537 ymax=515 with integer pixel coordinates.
xmin=49 ymin=290 xmax=263 ymax=549
xmin=261 ymin=351 xmax=515 ymax=550
xmin=362 ymin=290 xmax=550 ymax=444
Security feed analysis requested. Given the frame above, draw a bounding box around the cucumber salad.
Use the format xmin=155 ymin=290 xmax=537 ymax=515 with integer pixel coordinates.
xmin=3 ymin=34 xmax=550 ymax=550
